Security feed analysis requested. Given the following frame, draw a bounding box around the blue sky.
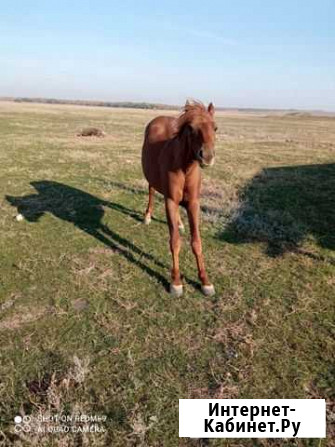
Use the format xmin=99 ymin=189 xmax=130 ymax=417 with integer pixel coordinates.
xmin=1 ymin=0 xmax=334 ymax=109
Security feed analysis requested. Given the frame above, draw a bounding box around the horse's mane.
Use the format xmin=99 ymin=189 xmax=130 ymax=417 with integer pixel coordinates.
xmin=176 ymin=101 xmax=210 ymax=133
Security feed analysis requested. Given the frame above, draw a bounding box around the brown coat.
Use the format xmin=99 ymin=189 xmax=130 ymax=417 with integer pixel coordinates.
xmin=141 ymin=101 xmax=217 ymax=296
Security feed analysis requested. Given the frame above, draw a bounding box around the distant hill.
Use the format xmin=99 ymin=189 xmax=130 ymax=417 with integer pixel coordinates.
xmin=0 ymin=97 xmax=334 ymax=116
xmin=1 ymin=97 xmax=179 ymax=110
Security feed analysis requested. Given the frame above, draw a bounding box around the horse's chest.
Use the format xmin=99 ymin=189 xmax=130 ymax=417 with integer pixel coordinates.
xmin=183 ymin=169 xmax=201 ymax=201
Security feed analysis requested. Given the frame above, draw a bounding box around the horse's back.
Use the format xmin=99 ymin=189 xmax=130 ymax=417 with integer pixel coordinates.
xmin=142 ymin=116 xmax=176 ymax=192
xmin=144 ymin=116 xmax=175 ymax=144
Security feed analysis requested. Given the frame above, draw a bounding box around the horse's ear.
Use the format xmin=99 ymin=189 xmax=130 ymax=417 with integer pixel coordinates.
xmin=208 ymin=102 xmax=215 ymax=116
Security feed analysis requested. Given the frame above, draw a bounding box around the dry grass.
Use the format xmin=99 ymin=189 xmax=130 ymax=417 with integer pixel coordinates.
xmin=0 ymin=101 xmax=334 ymax=446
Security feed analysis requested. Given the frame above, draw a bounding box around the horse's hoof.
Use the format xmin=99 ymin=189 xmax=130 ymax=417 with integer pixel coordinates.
xmin=201 ymin=284 xmax=215 ymax=296
xmin=170 ymin=284 xmax=183 ymax=297
xmin=143 ymin=215 xmax=151 ymax=225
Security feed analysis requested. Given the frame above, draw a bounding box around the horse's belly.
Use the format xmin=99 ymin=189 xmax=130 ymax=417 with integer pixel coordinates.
xmin=141 ymin=116 xmax=176 ymax=194
xmin=142 ymin=143 xmax=165 ymax=195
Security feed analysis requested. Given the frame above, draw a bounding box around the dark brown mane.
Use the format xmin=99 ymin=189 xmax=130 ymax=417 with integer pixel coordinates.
xmin=176 ymin=101 xmax=210 ymax=133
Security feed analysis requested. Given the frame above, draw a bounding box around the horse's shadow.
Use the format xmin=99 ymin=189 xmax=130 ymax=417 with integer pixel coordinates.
xmin=6 ymin=181 xmax=177 ymax=290
xmin=218 ymin=163 xmax=335 ymax=258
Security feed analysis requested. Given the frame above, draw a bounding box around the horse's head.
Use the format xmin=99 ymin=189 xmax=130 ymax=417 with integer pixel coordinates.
xmin=178 ymin=101 xmax=217 ymax=168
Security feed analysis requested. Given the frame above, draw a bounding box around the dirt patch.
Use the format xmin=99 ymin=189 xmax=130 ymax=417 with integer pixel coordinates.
xmin=0 ymin=306 xmax=50 ymax=331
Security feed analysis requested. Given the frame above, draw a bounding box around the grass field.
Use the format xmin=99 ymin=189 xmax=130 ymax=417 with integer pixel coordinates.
xmin=0 ymin=101 xmax=334 ymax=446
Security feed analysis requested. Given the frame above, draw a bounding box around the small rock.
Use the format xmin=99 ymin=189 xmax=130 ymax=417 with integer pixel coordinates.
xmin=15 ymin=214 xmax=24 ymax=221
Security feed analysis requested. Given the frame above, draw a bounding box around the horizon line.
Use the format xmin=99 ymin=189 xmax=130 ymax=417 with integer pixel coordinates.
xmin=0 ymin=96 xmax=334 ymax=114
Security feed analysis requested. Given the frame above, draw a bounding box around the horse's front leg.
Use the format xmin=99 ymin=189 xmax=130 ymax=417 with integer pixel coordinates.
xmin=165 ymin=197 xmax=183 ymax=297
xmin=187 ymin=199 xmax=215 ymax=296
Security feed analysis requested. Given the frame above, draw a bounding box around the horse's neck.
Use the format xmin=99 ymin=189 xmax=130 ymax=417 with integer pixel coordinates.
xmin=178 ymin=130 xmax=197 ymax=169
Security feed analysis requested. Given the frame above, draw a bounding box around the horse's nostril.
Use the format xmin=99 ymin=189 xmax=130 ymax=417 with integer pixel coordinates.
xmin=199 ymin=150 xmax=203 ymax=159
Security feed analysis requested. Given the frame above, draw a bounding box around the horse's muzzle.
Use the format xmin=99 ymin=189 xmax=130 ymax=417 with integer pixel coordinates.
xmin=197 ymin=148 xmax=215 ymax=168
xmin=200 ymin=158 xmax=215 ymax=168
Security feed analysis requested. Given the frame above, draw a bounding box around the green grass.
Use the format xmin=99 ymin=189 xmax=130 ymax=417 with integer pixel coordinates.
xmin=0 ymin=101 xmax=334 ymax=446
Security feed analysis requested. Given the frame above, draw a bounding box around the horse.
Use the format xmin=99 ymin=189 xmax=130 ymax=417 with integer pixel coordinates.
xmin=141 ymin=100 xmax=217 ymax=297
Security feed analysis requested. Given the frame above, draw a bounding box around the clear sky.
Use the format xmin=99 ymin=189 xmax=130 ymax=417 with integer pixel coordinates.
xmin=1 ymin=0 xmax=334 ymax=110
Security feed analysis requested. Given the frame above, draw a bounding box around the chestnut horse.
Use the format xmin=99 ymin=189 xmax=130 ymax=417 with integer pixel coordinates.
xmin=141 ymin=101 xmax=217 ymax=296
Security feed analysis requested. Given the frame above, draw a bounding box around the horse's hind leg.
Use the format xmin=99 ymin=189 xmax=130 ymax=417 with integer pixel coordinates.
xmin=177 ymin=209 xmax=185 ymax=233
xmin=144 ymin=185 xmax=155 ymax=224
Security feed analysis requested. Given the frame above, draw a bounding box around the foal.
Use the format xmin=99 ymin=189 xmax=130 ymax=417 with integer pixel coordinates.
xmin=141 ymin=101 xmax=217 ymax=296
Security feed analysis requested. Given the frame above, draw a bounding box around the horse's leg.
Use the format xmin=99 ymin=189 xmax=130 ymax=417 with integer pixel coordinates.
xmin=144 ymin=185 xmax=155 ymax=224
xmin=187 ymin=199 xmax=215 ymax=296
xmin=165 ymin=198 xmax=183 ymax=296
xmin=177 ymin=208 xmax=185 ymax=233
